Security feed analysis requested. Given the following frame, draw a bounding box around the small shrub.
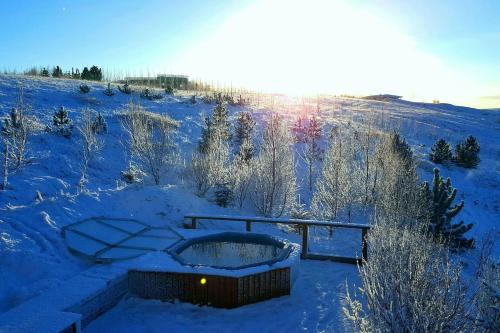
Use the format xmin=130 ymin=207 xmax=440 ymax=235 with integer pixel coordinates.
xmin=79 ymin=84 xmax=90 ymax=94
xmin=53 ymin=106 xmax=72 ymax=137
xmin=214 ymin=182 xmax=233 ymax=207
xmin=190 ymin=95 xmax=196 ymax=104
xmin=121 ymin=163 xmax=145 ymax=184
xmin=343 ymin=221 xmax=473 ymax=332
xmin=429 ymin=138 xmax=452 ymax=164
xmin=118 ymin=82 xmax=132 ymax=95
xmin=103 ymin=83 xmax=114 ymax=96
xmin=140 ymin=88 xmax=163 ymax=100
xmin=52 ymin=66 xmax=63 ymax=78
xmin=454 ymin=135 xmax=480 ymax=168
xmin=91 ymin=112 xmax=107 ymax=134
xmin=165 ymin=85 xmax=174 ymax=95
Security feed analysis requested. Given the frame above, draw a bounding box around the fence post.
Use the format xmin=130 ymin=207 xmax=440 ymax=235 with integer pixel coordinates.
xmin=301 ymin=224 xmax=308 ymax=259
xmin=245 ymin=220 xmax=251 ymax=232
xmin=361 ymin=228 xmax=368 ymax=262
xmin=191 ymin=217 xmax=197 ymax=229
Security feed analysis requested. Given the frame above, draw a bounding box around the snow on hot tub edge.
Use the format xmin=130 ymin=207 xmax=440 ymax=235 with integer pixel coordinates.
xmin=117 ymin=235 xmax=301 ymax=279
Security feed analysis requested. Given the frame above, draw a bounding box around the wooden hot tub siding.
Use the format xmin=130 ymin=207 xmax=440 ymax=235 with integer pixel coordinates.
xmin=128 ymin=267 xmax=290 ymax=308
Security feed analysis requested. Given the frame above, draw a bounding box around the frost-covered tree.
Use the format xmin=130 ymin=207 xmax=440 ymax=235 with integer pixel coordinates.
xmin=374 ymin=132 xmax=420 ymax=223
xmin=53 ymin=106 xmax=72 ymax=137
xmin=77 ymin=109 xmax=104 ymax=191
xmin=251 ymin=114 xmax=296 ymax=217
xmin=1 ymin=87 xmax=34 ymax=169
xmin=352 ymin=123 xmax=379 ymax=204
xmin=476 ymin=258 xmax=500 ymax=331
xmin=311 ymin=128 xmax=361 ymax=222
xmin=234 ymin=111 xmax=255 ymax=148
xmin=299 ymin=116 xmax=323 ymax=191
xmin=454 ymin=135 xmax=480 ymax=168
xmin=430 ymin=138 xmax=453 ymax=164
xmin=121 ymin=102 xmax=179 ymax=185
xmin=189 ymin=110 xmax=231 ymax=197
xmin=91 ymin=112 xmax=107 ymax=134
xmin=420 ymin=168 xmax=473 ymax=248
xmin=212 ymin=101 xmax=231 ymax=143
xmin=230 ymin=140 xmax=254 ymax=208
xmin=343 ymin=221 xmax=473 ymax=333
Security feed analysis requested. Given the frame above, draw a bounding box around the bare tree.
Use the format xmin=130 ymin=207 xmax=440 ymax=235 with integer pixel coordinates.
xmin=121 ymin=102 xmax=179 ymax=185
xmin=1 ymin=142 xmax=7 ymax=190
xmin=251 ymin=114 xmax=296 ymax=217
xmin=77 ymin=109 xmax=104 ymax=191
xmin=343 ymin=221 xmax=473 ymax=333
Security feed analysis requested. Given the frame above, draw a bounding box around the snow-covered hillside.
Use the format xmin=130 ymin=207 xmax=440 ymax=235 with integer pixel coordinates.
xmin=0 ymin=74 xmax=498 ymax=331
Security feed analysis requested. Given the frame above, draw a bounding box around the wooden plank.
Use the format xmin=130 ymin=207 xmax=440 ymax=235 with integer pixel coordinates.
xmin=301 ymin=224 xmax=308 ymax=259
xmin=362 ymin=228 xmax=368 ymax=262
xmin=184 ymin=214 xmax=370 ymax=230
xmin=305 ymin=253 xmax=362 ymax=265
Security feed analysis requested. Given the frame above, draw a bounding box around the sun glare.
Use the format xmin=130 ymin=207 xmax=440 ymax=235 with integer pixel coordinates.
xmin=174 ymin=0 xmax=487 ymax=105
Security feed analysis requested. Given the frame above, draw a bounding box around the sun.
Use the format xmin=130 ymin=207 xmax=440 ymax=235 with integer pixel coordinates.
xmin=173 ymin=0 xmax=482 ymax=105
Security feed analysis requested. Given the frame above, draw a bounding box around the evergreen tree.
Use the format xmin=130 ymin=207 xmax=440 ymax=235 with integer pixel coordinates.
xmin=103 ymin=83 xmax=114 ymax=96
xmin=236 ymin=137 xmax=254 ymax=163
xmin=53 ymin=106 xmax=72 ymax=137
xmin=421 ymin=168 xmax=474 ymax=248
xmin=212 ymin=101 xmax=231 ymax=142
xmin=52 ymin=66 xmax=63 ymax=78
xmin=81 ymin=67 xmax=90 ymax=80
xmin=89 ymin=66 xmax=102 ymax=81
xmin=234 ymin=111 xmax=255 ymax=147
xmin=429 ymin=138 xmax=453 ymax=164
xmin=214 ymin=182 xmax=233 ymax=207
xmin=198 ymin=117 xmax=213 ymax=154
xmin=165 ymin=85 xmax=174 ymax=95
xmin=41 ymin=68 xmax=49 ymax=77
xmin=454 ymin=135 xmax=480 ymax=168
xmin=389 ymin=131 xmax=413 ymax=166
xmin=91 ymin=112 xmax=107 ymax=134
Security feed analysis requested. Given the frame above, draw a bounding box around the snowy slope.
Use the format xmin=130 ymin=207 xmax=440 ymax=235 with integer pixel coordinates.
xmin=0 ymin=74 xmax=499 ymax=330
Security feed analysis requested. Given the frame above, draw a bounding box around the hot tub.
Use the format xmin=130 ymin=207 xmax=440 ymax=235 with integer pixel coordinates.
xmin=128 ymin=232 xmax=300 ymax=308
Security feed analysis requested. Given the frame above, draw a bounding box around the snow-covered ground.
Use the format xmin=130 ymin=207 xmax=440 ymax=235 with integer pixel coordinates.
xmin=0 ymin=74 xmax=498 ymax=331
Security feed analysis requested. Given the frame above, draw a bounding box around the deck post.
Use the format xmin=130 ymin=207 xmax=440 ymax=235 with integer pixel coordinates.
xmin=246 ymin=220 xmax=251 ymax=232
xmin=191 ymin=217 xmax=197 ymax=229
xmin=301 ymin=224 xmax=308 ymax=259
xmin=361 ymin=228 xmax=368 ymax=262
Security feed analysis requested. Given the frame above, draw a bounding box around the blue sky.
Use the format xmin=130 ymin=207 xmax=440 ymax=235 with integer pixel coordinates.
xmin=0 ymin=0 xmax=499 ymax=108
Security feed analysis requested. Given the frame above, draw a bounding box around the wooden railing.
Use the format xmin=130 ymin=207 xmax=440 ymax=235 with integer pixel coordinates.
xmin=184 ymin=214 xmax=370 ymax=265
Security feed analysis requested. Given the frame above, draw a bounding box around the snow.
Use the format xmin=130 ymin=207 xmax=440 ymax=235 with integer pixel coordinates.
xmin=0 ymin=74 xmax=498 ymax=331
xmin=85 ymin=260 xmax=358 ymax=333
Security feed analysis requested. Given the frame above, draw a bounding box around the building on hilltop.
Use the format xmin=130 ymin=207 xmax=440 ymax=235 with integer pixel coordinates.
xmin=122 ymin=74 xmax=189 ymax=89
